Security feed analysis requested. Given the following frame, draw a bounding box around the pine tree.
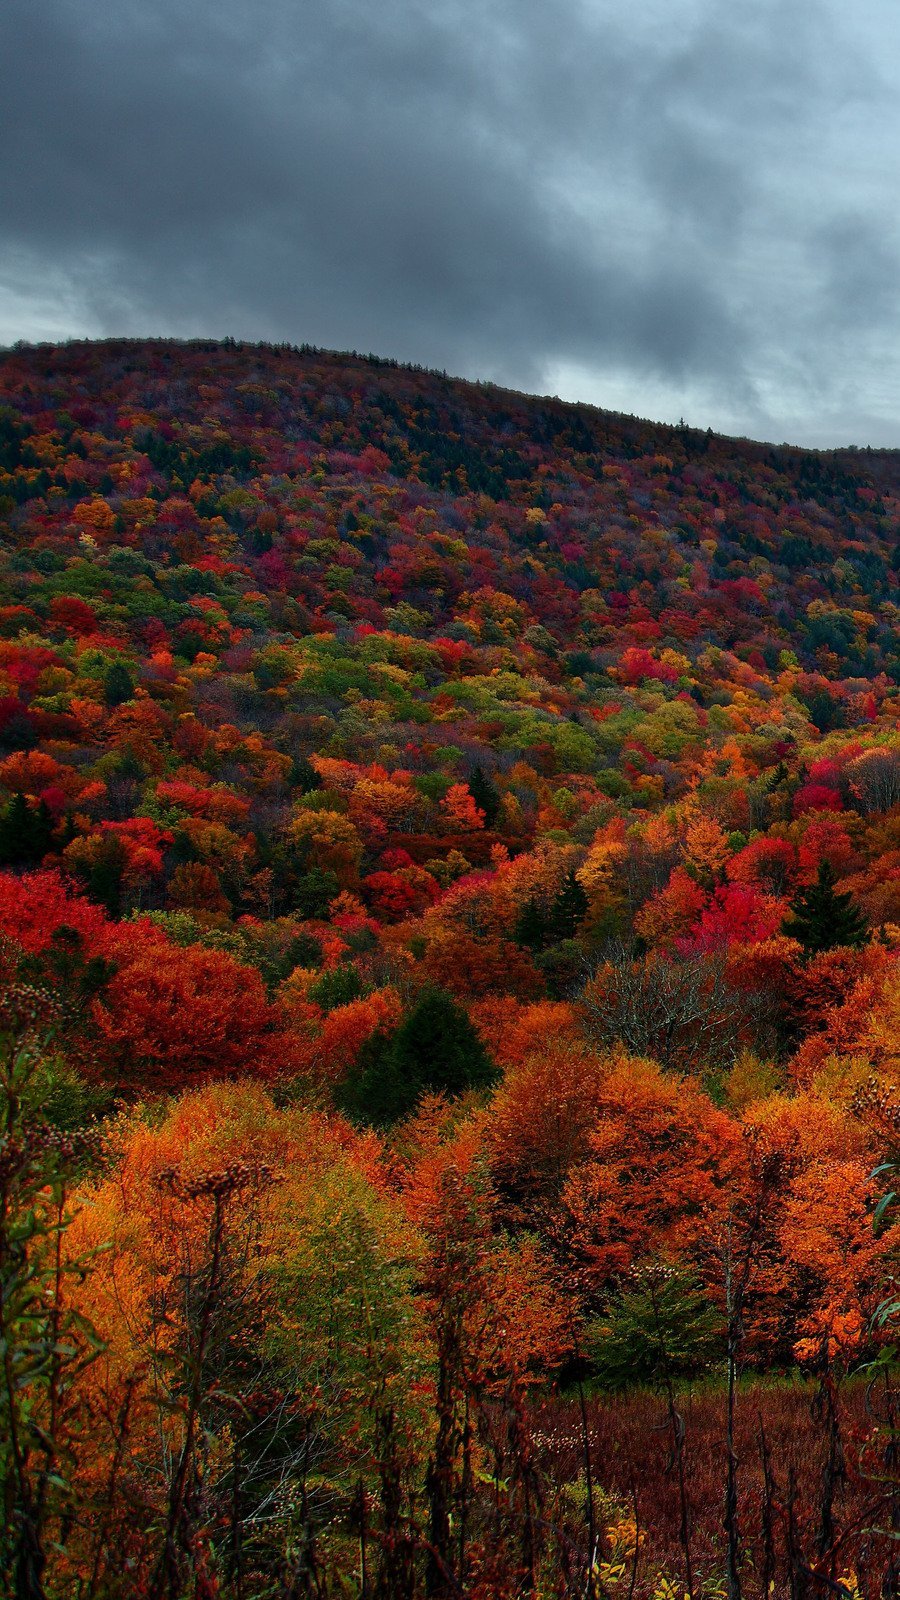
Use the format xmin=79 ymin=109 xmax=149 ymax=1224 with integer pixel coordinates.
xmin=0 ymin=793 xmax=54 ymax=866
xmin=468 ymin=764 xmax=500 ymax=827
xmin=514 ymin=898 xmax=547 ymax=951
xmin=548 ymin=870 xmax=589 ymax=941
xmin=103 ymin=659 xmax=134 ymax=707
xmin=394 ymin=987 xmax=495 ymax=1098
xmin=781 ymin=859 xmax=868 ymax=954
xmin=339 ymin=987 xmax=497 ymax=1126
xmin=86 ymin=834 xmax=127 ymax=916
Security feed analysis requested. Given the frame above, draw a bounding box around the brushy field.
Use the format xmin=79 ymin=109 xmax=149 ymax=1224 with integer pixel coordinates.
xmin=539 ymin=1376 xmax=900 ymax=1597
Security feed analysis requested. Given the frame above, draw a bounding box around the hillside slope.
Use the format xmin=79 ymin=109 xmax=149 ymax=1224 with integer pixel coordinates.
xmin=8 ymin=340 xmax=900 ymax=1594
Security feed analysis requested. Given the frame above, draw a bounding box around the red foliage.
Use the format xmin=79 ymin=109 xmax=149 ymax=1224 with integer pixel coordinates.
xmin=677 ymin=881 xmax=785 ymax=954
xmin=93 ymin=928 xmax=298 ymax=1090
xmin=0 ymin=868 xmax=112 ymax=953
xmin=793 ymin=783 xmax=844 ymax=817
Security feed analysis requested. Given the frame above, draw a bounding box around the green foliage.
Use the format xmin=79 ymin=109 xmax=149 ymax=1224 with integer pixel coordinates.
xmin=339 ymin=986 xmax=497 ymax=1126
xmin=782 ymin=859 xmax=869 ymax=954
xmin=22 ymin=1053 xmax=114 ymax=1133
xmin=264 ymin=1161 xmax=425 ymax=1443
xmin=585 ymin=1266 xmax=724 ymax=1391
xmin=290 ymin=866 xmax=341 ymax=918
xmin=468 ymin=763 xmax=501 ymax=826
xmin=290 ymin=755 xmax=322 ymax=793
xmin=0 ymin=794 xmax=54 ymax=867
xmin=516 ymin=870 xmax=589 ymax=951
xmin=0 ymin=986 xmax=106 ymax=1592
xmin=103 ymin=658 xmax=135 ymax=707
xmin=307 ymin=962 xmax=365 ymax=1012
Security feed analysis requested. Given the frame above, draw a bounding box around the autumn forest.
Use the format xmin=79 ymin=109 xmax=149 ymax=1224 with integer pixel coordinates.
xmin=5 ymin=337 xmax=900 ymax=1598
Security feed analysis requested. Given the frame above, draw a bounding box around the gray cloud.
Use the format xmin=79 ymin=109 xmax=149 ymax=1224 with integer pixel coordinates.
xmin=1 ymin=0 xmax=898 ymax=444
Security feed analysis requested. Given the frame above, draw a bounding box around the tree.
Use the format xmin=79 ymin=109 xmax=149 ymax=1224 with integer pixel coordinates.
xmin=548 ymin=870 xmax=589 ymax=941
xmin=562 ymin=1059 xmax=741 ymax=1290
xmin=0 ymin=794 xmax=54 ymax=867
xmin=515 ymin=872 xmax=589 ymax=951
xmin=580 ymin=949 xmax=760 ymax=1076
xmin=290 ymin=808 xmax=363 ymax=887
xmin=585 ymin=1265 xmax=722 ymax=1390
xmin=468 ymin=763 xmax=501 ymax=827
xmin=167 ymin=861 xmax=230 ymax=915
xmin=584 ymin=1264 xmax=712 ymax=1597
xmin=64 ymin=829 xmax=128 ymax=915
xmin=92 ymin=933 xmax=299 ymax=1089
xmin=339 ymin=986 xmax=497 ymax=1126
xmin=441 ymin=782 xmax=485 ymax=832
xmin=514 ymin=897 xmax=548 ymax=951
xmin=683 ymin=814 xmax=731 ymax=885
xmin=424 ymin=930 xmax=543 ymax=999
xmin=0 ymin=983 xmax=105 ymax=1597
xmin=291 ymin=865 xmax=340 ymax=919
xmin=398 ymin=986 xmax=493 ymax=1103
xmin=781 ymin=860 xmax=868 ymax=954
xmin=103 ymin=659 xmax=135 ymax=707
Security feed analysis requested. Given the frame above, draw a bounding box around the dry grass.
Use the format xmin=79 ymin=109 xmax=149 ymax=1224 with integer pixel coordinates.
xmin=537 ymin=1374 xmax=900 ymax=1596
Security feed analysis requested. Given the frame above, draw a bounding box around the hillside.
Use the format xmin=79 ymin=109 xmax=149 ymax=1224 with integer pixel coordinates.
xmin=5 ymin=338 xmax=900 ymax=1595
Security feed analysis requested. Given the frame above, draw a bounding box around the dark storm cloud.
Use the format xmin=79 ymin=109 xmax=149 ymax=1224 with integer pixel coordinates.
xmin=1 ymin=0 xmax=898 ymax=443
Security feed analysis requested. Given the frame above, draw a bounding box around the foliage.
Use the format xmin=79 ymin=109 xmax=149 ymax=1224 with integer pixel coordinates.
xmin=586 ymin=1266 xmax=724 ymax=1390
xmin=3 ymin=338 xmax=900 ymax=1591
xmin=782 ymin=859 xmax=869 ymax=954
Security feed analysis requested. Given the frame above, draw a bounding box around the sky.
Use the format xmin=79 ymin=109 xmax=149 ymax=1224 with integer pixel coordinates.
xmin=1 ymin=0 xmax=899 ymax=448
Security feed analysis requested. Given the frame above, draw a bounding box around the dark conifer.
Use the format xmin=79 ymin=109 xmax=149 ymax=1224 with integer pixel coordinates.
xmin=468 ymin=763 xmax=500 ymax=827
xmin=781 ymin=859 xmax=868 ymax=954
xmin=339 ymin=986 xmax=497 ymax=1126
xmin=514 ymin=898 xmax=547 ymax=951
xmin=548 ymin=870 xmax=589 ymax=941
xmin=103 ymin=659 xmax=134 ymax=707
xmin=0 ymin=792 xmax=54 ymax=866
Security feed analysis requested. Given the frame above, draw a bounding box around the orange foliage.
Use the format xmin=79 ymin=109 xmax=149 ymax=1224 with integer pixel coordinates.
xmin=317 ymin=987 xmax=403 ymax=1081
xmin=423 ymin=929 xmax=543 ymax=999
xmin=634 ymin=866 xmax=707 ymax=946
xmin=485 ymin=1042 xmax=617 ymax=1226
xmin=561 ymin=1058 xmax=742 ymax=1290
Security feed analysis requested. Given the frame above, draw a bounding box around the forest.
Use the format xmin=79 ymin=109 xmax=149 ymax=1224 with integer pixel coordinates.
xmin=5 ymin=337 xmax=900 ymax=1596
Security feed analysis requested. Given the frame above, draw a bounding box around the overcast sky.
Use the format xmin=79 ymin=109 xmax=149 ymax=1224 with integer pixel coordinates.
xmin=1 ymin=0 xmax=898 ymax=447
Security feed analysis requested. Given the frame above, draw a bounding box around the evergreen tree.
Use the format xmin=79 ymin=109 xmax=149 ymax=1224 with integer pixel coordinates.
xmin=781 ymin=859 xmax=868 ymax=954
xmin=339 ymin=986 xmax=497 ymax=1126
xmin=514 ymin=898 xmax=547 ymax=951
xmin=103 ymin=659 xmax=134 ymax=707
xmin=85 ymin=834 xmax=127 ymax=916
xmin=468 ymin=763 xmax=500 ymax=827
xmin=548 ymin=870 xmax=589 ymax=941
xmin=290 ymin=755 xmax=322 ymax=794
xmin=392 ymin=987 xmax=495 ymax=1099
xmin=515 ymin=873 xmax=589 ymax=951
xmin=0 ymin=793 xmax=54 ymax=866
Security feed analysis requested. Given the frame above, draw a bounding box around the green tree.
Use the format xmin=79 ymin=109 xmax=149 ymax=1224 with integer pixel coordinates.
xmin=781 ymin=860 xmax=868 ymax=954
xmin=548 ymin=870 xmax=589 ymax=942
xmin=0 ymin=984 xmax=105 ymax=1597
xmin=468 ymin=764 xmax=500 ymax=827
xmin=0 ymin=794 xmax=54 ymax=867
xmin=586 ymin=1265 xmax=720 ymax=1598
xmin=514 ymin=898 xmax=547 ymax=951
xmin=103 ymin=659 xmax=134 ymax=707
xmin=516 ymin=873 xmax=589 ymax=953
xmin=339 ymin=987 xmax=497 ymax=1126
xmin=586 ymin=1266 xmax=723 ymax=1391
